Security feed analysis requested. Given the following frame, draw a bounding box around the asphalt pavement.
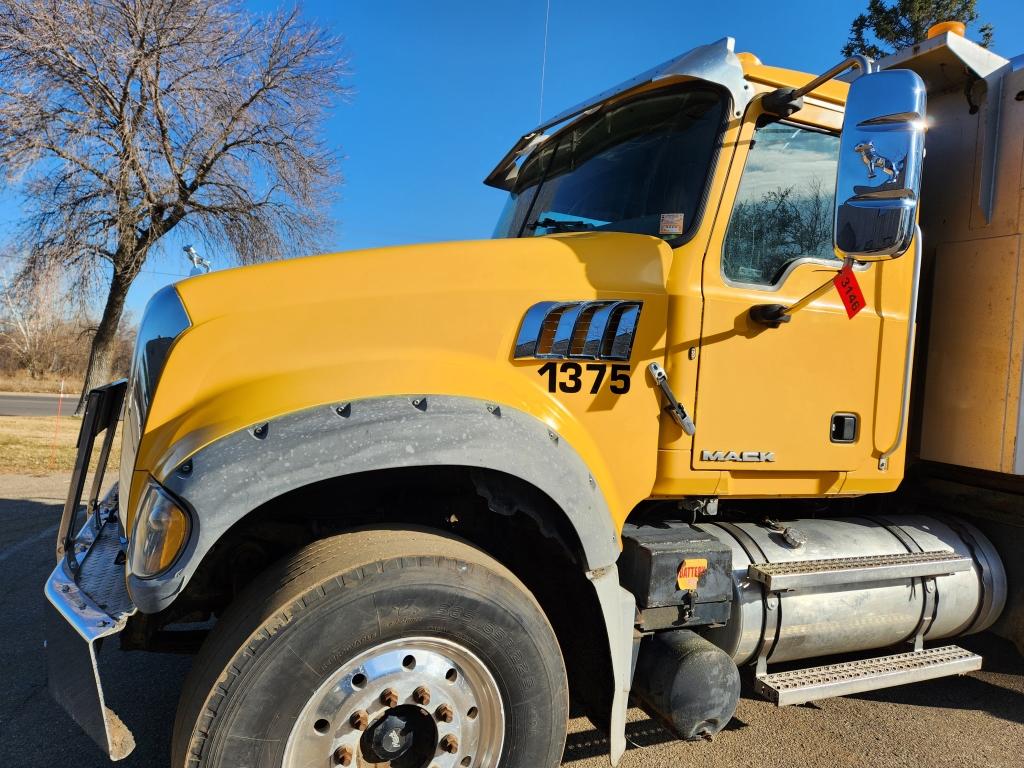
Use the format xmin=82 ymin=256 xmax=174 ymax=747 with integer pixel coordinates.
xmin=0 ymin=392 xmax=71 ymax=417
xmin=1 ymin=472 xmax=1023 ymax=768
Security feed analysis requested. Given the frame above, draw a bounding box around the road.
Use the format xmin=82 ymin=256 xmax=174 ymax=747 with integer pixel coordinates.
xmin=0 ymin=393 xmax=70 ymax=417
xmin=1 ymin=472 xmax=1023 ymax=768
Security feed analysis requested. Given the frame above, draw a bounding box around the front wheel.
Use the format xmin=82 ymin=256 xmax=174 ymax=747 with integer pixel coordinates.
xmin=171 ymin=528 xmax=568 ymax=768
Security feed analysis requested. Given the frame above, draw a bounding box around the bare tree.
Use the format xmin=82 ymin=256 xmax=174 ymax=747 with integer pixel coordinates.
xmin=0 ymin=0 xmax=349 ymax=410
xmin=0 ymin=262 xmax=67 ymax=377
xmin=724 ymin=180 xmax=835 ymax=285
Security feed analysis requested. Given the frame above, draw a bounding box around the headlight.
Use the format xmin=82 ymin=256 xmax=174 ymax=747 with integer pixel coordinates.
xmin=130 ymin=481 xmax=190 ymax=578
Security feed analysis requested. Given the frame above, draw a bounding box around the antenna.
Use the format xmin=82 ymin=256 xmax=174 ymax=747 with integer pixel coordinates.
xmin=539 ymin=0 xmax=551 ymax=122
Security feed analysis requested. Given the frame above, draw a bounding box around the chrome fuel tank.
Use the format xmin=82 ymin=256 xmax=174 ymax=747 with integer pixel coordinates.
xmin=700 ymin=516 xmax=1006 ymax=665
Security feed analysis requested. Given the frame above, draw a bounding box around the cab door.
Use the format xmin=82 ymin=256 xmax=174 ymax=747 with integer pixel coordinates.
xmin=691 ymin=107 xmax=910 ymax=477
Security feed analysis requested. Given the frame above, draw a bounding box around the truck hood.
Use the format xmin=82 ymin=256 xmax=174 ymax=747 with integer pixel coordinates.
xmin=140 ymin=232 xmax=673 ymax=482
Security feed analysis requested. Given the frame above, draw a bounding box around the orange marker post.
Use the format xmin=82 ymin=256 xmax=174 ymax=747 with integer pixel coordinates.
xmin=48 ymin=378 xmax=65 ymax=470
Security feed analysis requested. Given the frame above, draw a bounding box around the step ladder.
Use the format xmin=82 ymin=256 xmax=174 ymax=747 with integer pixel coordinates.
xmin=754 ymin=645 xmax=982 ymax=706
xmin=747 ymin=550 xmax=972 ymax=591
xmin=744 ymin=546 xmax=982 ymax=706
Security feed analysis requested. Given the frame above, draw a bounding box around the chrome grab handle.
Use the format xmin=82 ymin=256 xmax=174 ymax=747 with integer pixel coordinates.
xmin=648 ymin=362 xmax=696 ymax=436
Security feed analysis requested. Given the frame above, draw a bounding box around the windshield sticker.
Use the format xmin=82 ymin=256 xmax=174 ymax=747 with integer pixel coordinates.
xmin=659 ymin=213 xmax=684 ymax=235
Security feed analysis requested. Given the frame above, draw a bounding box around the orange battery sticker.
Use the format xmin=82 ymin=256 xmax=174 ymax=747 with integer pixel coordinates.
xmin=677 ymin=558 xmax=708 ymax=590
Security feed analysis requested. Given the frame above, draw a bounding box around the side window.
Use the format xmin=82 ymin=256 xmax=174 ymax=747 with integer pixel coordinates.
xmin=722 ymin=122 xmax=840 ymax=287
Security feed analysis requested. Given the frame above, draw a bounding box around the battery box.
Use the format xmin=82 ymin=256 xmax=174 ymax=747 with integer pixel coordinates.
xmin=619 ymin=521 xmax=733 ymax=630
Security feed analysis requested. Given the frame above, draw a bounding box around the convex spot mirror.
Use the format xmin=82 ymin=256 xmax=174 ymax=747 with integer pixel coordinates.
xmin=833 ymin=69 xmax=926 ymax=261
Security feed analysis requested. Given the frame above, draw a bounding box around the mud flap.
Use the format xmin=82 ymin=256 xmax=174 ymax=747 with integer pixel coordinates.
xmin=45 ymin=504 xmax=137 ymax=761
xmin=45 ymin=597 xmax=135 ymax=760
xmin=587 ymin=566 xmax=638 ymax=766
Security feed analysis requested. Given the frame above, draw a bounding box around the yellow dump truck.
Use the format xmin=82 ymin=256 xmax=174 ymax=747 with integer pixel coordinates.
xmin=45 ymin=22 xmax=1024 ymax=768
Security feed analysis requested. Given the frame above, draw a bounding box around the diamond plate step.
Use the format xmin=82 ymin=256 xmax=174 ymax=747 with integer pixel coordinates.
xmin=78 ymin=514 xmax=133 ymax=620
xmin=747 ymin=550 xmax=972 ymax=592
xmin=755 ymin=645 xmax=982 ymax=706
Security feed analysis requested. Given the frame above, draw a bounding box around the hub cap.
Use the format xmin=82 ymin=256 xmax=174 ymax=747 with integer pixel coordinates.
xmin=283 ymin=636 xmax=505 ymax=768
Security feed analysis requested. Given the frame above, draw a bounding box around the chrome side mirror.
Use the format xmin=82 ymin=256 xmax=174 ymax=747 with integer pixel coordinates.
xmin=834 ymin=69 xmax=926 ymax=261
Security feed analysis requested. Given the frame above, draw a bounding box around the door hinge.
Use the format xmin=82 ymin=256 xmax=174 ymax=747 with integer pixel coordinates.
xmin=648 ymin=362 xmax=696 ymax=435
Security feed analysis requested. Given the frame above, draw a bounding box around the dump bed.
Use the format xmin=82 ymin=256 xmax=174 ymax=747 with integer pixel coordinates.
xmin=882 ymin=34 xmax=1024 ymax=477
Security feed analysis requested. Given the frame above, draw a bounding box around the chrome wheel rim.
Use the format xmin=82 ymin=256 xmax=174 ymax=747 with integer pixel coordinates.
xmin=283 ymin=636 xmax=505 ymax=768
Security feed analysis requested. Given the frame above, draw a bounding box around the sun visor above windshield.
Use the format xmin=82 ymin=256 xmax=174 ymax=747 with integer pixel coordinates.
xmin=484 ymin=37 xmax=752 ymax=190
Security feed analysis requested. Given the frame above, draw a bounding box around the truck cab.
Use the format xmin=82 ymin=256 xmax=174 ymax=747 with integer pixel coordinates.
xmin=44 ymin=25 xmax=1022 ymax=768
xmin=489 ymin=40 xmax=920 ymax=500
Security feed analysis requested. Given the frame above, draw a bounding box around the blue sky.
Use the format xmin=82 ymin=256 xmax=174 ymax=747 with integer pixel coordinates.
xmin=4 ymin=0 xmax=1022 ymax=313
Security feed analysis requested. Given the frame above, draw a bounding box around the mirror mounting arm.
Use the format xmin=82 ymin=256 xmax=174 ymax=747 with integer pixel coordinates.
xmin=749 ymin=259 xmax=856 ymax=329
xmin=761 ymin=55 xmax=875 ymax=117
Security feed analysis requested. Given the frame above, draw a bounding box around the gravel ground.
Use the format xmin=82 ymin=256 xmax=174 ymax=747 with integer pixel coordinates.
xmin=2 ymin=472 xmax=1022 ymax=768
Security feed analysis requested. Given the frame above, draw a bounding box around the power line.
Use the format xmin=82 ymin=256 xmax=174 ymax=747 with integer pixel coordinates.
xmin=141 ymin=269 xmax=190 ymax=278
xmin=0 ymin=253 xmax=188 ymax=279
xmin=539 ymin=0 xmax=551 ymax=123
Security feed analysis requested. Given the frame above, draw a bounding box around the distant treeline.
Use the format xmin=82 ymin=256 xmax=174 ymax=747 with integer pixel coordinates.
xmin=0 ymin=268 xmax=134 ymax=386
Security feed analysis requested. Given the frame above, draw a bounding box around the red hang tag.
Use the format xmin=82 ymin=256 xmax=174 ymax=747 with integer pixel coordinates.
xmin=833 ymin=263 xmax=866 ymax=319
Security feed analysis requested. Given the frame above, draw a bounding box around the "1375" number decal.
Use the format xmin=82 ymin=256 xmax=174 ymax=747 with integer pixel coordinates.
xmin=538 ymin=362 xmax=631 ymax=394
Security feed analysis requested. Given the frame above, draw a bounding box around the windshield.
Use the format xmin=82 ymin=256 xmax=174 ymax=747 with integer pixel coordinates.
xmin=494 ymin=84 xmax=726 ymax=243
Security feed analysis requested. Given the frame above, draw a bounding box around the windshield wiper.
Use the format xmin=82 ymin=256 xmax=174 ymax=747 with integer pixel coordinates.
xmin=533 ymin=217 xmax=596 ymax=233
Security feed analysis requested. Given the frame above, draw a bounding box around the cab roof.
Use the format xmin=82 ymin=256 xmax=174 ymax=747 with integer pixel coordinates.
xmin=485 ymin=36 xmax=847 ymax=190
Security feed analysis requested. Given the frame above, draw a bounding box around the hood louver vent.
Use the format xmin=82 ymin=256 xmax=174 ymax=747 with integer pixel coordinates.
xmin=514 ymin=300 xmax=643 ymax=361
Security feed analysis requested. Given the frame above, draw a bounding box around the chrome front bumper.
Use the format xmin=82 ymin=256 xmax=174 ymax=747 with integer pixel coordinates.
xmin=44 ymin=381 xmax=137 ymax=761
xmin=45 ymin=503 xmax=137 ymax=760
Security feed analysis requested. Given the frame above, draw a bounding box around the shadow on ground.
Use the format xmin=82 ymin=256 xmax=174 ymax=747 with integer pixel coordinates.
xmin=849 ymin=633 xmax=1024 ymax=726
xmin=0 ymin=490 xmax=191 ymax=768
xmin=2 ymin=486 xmax=1022 ymax=768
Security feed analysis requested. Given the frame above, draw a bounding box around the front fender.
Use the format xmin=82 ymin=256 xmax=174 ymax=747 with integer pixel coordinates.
xmin=131 ymin=395 xmax=619 ymax=613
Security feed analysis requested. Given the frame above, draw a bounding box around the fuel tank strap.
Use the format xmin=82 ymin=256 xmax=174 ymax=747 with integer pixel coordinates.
xmin=932 ymin=514 xmax=998 ymax=635
xmin=873 ymin=515 xmax=936 ymax=650
xmin=712 ymin=522 xmax=781 ymax=674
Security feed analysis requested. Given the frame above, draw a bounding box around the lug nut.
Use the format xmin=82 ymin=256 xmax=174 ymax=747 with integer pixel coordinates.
xmin=435 ymin=703 xmax=454 ymax=723
xmin=349 ymin=710 xmax=369 ymax=731
xmin=440 ymin=734 xmax=459 ymax=754
xmin=380 ymin=688 xmax=399 ymax=707
xmin=413 ymin=685 xmax=431 ymax=705
xmin=333 ymin=745 xmax=353 ymax=766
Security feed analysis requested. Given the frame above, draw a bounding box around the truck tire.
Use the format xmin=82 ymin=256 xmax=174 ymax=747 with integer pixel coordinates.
xmin=171 ymin=527 xmax=568 ymax=768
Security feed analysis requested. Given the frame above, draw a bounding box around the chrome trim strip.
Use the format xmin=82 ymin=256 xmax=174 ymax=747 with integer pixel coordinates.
xmin=513 ymin=301 xmax=561 ymax=358
xmin=878 ymin=226 xmax=922 ymax=470
xmin=603 ymin=303 xmax=642 ymax=360
xmin=513 ymin=300 xmax=643 ymax=361
xmin=580 ymin=302 xmax=622 ymax=358
xmin=547 ymin=303 xmax=588 ymax=358
xmin=721 ymin=256 xmax=868 ymax=293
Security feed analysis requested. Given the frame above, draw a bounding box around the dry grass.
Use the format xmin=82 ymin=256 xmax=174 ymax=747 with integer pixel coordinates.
xmin=0 ymin=372 xmax=83 ymax=395
xmin=0 ymin=415 xmax=122 ymax=475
